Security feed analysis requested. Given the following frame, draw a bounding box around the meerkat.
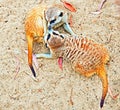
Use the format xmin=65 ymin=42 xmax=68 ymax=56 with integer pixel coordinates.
xmin=25 ymin=4 xmax=75 ymax=77
xmin=35 ymin=31 xmax=109 ymax=108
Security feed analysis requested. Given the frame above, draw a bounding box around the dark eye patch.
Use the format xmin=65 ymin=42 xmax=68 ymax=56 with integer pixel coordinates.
xmin=47 ymin=34 xmax=51 ymax=41
xmin=50 ymin=19 xmax=56 ymax=24
xmin=60 ymin=35 xmax=64 ymax=39
xmin=59 ymin=12 xmax=63 ymax=17
xmin=53 ymin=31 xmax=59 ymax=35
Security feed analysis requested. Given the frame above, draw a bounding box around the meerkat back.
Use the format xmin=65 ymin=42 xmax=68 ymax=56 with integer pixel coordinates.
xmin=63 ymin=37 xmax=109 ymax=108
xmin=25 ymin=4 xmax=47 ymax=42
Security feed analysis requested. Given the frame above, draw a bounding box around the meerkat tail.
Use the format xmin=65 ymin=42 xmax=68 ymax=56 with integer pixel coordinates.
xmin=27 ymin=35 xmax=36 ymax=77
xmin=97 ymin=66 xmax=108 ymax=108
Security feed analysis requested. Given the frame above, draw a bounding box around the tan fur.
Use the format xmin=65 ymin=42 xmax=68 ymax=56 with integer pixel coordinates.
xmin=47 ymin=35 xmax=109 ymax=107
xmin=24 ymin=4 xmax=69 ymax=77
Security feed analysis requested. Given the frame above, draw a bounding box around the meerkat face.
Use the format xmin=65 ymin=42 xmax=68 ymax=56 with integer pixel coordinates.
xmin=46 ymin=31 xmax=64 ymax=49
xmin=45 ymin=7 xmax=64 ymax=29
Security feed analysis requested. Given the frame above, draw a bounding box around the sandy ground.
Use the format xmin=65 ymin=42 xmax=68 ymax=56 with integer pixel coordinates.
xmin=0 ymin=0 xmax=120 ymax=110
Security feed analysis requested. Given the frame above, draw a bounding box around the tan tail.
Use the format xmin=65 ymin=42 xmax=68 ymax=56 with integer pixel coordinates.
xmin=27 ymin=35 xmax=36 ymax=77
xmin=97 ymin=66 xmax=108 ymax=108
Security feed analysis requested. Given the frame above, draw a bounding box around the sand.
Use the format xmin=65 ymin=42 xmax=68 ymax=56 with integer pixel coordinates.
xmin=0 ymin=0 xmax=120 ymax=110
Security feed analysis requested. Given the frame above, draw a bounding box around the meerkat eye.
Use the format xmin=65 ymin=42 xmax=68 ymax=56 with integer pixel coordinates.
xmin=50 ymin=19 xmax=56 ymax=24
xmin=53 ymin=31 xmax=59 ymax=35
xmin=59 ymin=12 xmax=63 ymax=17
xmin=60 ymin=35 xmax=64 ymax=39
xmin=47 ymin=34 xmax=51 ymax=41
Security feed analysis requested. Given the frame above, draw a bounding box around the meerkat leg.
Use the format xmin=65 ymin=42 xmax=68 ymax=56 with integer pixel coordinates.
xmin=62 ymin=13 xmax=75 ymax=36
xmin=84 ymin=72 xmax=95 ymax=77
xmin=63 ymin=23 xmax=75 ymax=36
xmin=35 ymin=53 xmax=53 ymax=58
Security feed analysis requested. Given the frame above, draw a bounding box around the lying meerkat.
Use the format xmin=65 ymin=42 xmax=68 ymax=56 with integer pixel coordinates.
xmin=25 ymin=4 xmax=75 ymax=77
xmin=35 ymin=31 xmax=109 ymax=108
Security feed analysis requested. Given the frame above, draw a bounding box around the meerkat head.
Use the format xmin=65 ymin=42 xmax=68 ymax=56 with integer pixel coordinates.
xmin=46 ymin=31 xmax=65 ymax=49
xmin=45 ymin=7 xmax=64 ymax=29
